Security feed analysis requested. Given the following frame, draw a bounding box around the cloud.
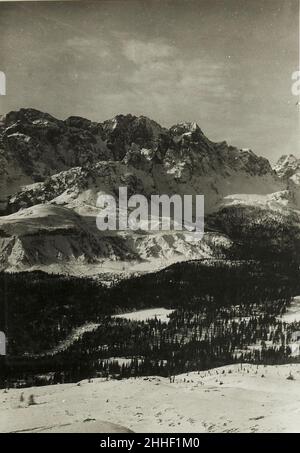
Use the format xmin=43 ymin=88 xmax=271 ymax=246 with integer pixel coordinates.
xmin=64 ymin=37 xmax=109 ymax=59
xmin=119 ymin=37 xmax=232 ymax=107
xmin=123 ymin=39 xmax=176 ymax=64
xmin=125 ymin=54 xmax=229 ymax=100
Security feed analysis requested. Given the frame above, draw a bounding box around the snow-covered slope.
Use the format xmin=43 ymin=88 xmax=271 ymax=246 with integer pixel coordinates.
xmin=0 ymin=108 xmax=290 ymax=273
xmin=1 ymin=364 xmax=300 ymax=433
xmin=0 ymin=203 xmax=233 ymax=273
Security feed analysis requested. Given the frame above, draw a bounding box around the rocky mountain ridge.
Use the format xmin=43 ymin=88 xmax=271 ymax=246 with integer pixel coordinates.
xmin=1 ymin=108 xmax=277 ymax=207
xmin=0 ymin=108 xmax=297 ymax=274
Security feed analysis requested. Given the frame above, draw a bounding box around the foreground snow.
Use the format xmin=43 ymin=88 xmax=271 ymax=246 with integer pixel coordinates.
xmin=1 ymin=364 xmax=300 ymax=433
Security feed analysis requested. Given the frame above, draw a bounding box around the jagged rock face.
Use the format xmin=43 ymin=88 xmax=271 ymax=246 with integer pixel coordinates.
xmin=273 ymin=155 xmax=300 ymax=206
xmin=6 ymin=162 xmax=148 ymax=214
xmin=0 ymin=108 xmax=110 ymax=203
xmin=0 ymin=108 xmax=289 ymax=273
xmin=0 ymin=108 xmax=282 ymax=221
xmin=102 ymin=114 xmax=171 ymax=161
xmin=274 ymin=155 xmax=300 ymax=179
xmin=0 ymin=108 xmax=278 ymax=203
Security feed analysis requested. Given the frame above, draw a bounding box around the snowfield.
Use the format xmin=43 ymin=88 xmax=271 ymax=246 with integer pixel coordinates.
xmin=1 ymin=363 xmax=300 ymax=433
xmin=113 ymin=308 xmax=174 ymax=323
xmin=281 ymin=296 xmax=300 ymax=323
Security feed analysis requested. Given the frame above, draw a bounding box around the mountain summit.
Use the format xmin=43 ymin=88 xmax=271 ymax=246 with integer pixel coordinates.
xmin=0 ymin=108 xmax=293 ymax=274
xmin=0 ymin=108 xmax=277 ymax=207
xmin=274 ymin=154 xmax=300 ymax=179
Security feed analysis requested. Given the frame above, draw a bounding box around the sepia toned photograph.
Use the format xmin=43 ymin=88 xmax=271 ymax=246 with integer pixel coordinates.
xmin=0 ymin=0 xmax=299 ymax=436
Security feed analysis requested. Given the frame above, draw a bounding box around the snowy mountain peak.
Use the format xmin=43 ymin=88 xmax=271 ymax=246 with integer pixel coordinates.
xmin=274 ymin=154 xmax=300 ymax=179
xmin=103 ymin=114 xmax=165 ymax=135
xmin=0 ymin=108 xmax=291 ymax=273
xmin=3 ymin=108 xmax=62 ymax=127
xmin=169 ymin=121 xmax=203 ymax=137
xmin=0 ymin=107 xmax=282 ymax=213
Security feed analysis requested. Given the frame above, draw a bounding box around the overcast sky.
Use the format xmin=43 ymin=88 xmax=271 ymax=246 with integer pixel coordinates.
xmin=0 ymin=0 xmax=299 ymax=162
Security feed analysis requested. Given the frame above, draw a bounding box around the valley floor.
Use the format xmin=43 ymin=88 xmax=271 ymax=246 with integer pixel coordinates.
xmin=1 ymin=363 xmax=300 ymax=433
